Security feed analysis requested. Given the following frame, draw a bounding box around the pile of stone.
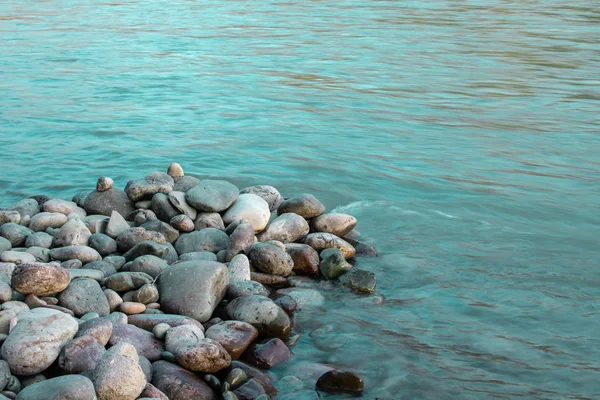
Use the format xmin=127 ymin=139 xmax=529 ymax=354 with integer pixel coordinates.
xmin=0 ymin=163 xmax=375 ymax=400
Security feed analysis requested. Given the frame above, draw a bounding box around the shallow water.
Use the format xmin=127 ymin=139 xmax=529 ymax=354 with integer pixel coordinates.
xmin=1 ymin=0 xmax=600 ymax=398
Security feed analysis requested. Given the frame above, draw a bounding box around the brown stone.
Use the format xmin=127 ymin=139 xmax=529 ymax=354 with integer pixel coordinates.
xmin=284 ymin=243 xmax=319 ymax=277
xmin=241 ymin=338 xmax=292 ymax=369
xmin=11 ymin=263 xmax=70 ymax=297
xmin=205 ymin=321 xmax=259 ymax=360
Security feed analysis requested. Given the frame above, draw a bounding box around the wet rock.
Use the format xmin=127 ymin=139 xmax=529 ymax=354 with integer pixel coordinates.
xmin=310 ymin=213 xmax=357 ymax=237
xmin=93 ymin=342 xmax=146 ymax=400
xmin=1 ymin=308 xmax=78 ymax=375
xmin=25 ymin=232 xmax=53 ymax=249
xmin=159 ymin=260 xmax=228 ymax=322
xmin=186 ymin=180 xmax=239 ymax=212
xmin=341 ymin=268 xmax=376 ymax=293
xmin=205 ymin=321 xmax=259 ymax=360
xmin=228 ymin=254 xmax=251 ymax=282
xmin=303 ymin=232 xmax=356 ymax=259
xmin=194 ymin=213 xmax=225 ymax=231
xmin=179 ymin=251 xmax=217 ymax=262
xmin=129 ymin=255 xmax=167 ymax=279
xmin=240 ymin=185 xmax=283 ymax=212
xmin=15 ymin=375 xmax=96 ymax=400
xmin=104 ymin=272 xmax=154 ymax=292
xmin=170 ymin=214 xmax=194 ymax=232
xmin=174 ymin=228 xmax=229 ymax=255
xmin=75 ymin=317 xmax=113 ymax=345
xmin=242 ymin=338 xmax=292 ymax=369
xmin=127 ymin=314 xmax=204 ymax=332
xmin=222 ymin=194 xmax=270 ymax=234
xmin=275 ymin=288 xmax=325 ymax=309
xmin=316 ymin=370 xmax=364 ymax=393
xmin=42 ymin=199 xmax=85 ymax=217
xmin=116 ymin=228 xmax=166 ymax=253
xmin=123 ymin=240 xmax=169 ymax=262
xmin=173 ymin=175 xmax=200 ymax=192
xmin=168 ymin=191 xmax=197 ymax=220
xmin=166 ymin=325 xmax=231 ymax=373
xmin=227 ymin=280 xmax=270 ymax=299
xmin=151 ymin=193 xmax=180 ymax=223
xmin=225 ymin=368 xmax=248 ymax=390
xmin=28 ymin=213 xmax=68 ymax=233
xmin=226 ymin=221 xmax=255 ymax=262
xmin=250 ymin=272 xmax=289 ymax=288
xmin=319 ymin=248 xmax=352 ymax=279
xmin=233 ymin=378 xmax=275 ymax=400
xmin=226 ymin=295 xmax=291 ymax=338
xmin=58 ymin=278 xmax=110 ymax=317
xmin=0 ymin=211 xmax=21 ymax=226
xmin=12 ymin=263 xmax=70 ymax=296
xmin=257 ymin=213 xmax=309 ymax=243
xmin=273 ymin=295 xmax=297 ymax=315
xmin=126 ymin=172 xmax=174 ymax=202
xmin=84 ymin=188 xmax=135 ymax=217
xmin=50 ymin=246 xmax=102 ymax=264
xmin=354 ymin=241 xmax=378 ymax=257
xmin=0 ymin=224 xmax=33 ymax=247
xmin=88 ymin=233 xmax=117 ymax=256
xmin=277 ymin=194 xmax=325 ymax=219
xmin=248 ymin=242 xmax=294 ymax=276
xmin=151 ymin=360 xmax=217 ymax=400
xmin=109 ymin=323 xmax=164 ymax=361
xmin=0 ymin=251 xmax=35 ymax=265
xmin=58 ymin=335 xmax=105 ymax=374
xmin=53 ymin=218 xmax=91 ymax=247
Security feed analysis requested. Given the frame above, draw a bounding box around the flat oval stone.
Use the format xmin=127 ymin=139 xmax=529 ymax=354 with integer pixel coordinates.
xmin=0 ymin=210 xmax=21 ymax=226
xmin=179 ymin=251 xmax=218 ymax=262
xmin=104 ymin=272 xmax=154 ymax=292
xmin=42 ymin=199 xmax=85 ymax=217
xmin=310 ymin=213 xmax=357 ymax=237
xmin=185 ymin=180 xmax=239 ymax=213
xmin=303 ymin=233 xmax=356 ymax=259
xmin=12 ymin=263 xmax=70 ymax=297
xmin=25 ymin=232 xmax=53 ymax=249
xmin=0 ymin=251 xmax=36 ymax=265
xmin=1 ymin=308 xmax=79 ymax=375
xmin=205 ymin=321 xmax=259 ymax=360
xmin=50 ymin=246 xmax=102 ymax=264
xmin=116 ymin=227 xmax=166 ymax=253
xmin=257 ymin=213 xmax=309 ymax=243
xmin=222 ymin=194 xmax=270 ymax=234
xmin=228 ymin=254 xmax=251 ymax=282
xmin=28 ymin=212 xmax=68 ymax=232
xmin=277 ymin=194 xmax=325 ymax=219
xmin=84 ymin=188 xmax=135 ymax=218
xmin=14 ymin=375 xmax=96 ymax=400
xmin=247 ymin=242 xmax=293 ymax=276
xmin=127 ymin=314 xmax=205 ymax=332
xmin=121 ymin=302 xmax=146 ymax=315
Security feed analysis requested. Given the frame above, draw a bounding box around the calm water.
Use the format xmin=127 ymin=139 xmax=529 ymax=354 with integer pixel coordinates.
xmin=1 ymin=0 xmax=600 ymax=398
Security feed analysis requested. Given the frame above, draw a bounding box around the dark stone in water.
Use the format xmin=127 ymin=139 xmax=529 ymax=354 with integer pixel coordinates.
xmin=241 ymin=338 xmax=292 ymax=369
xmin=316 ymin=370 xmax=364 ymax=393
xmin=341 ymin=268 xmax=377 ymax=293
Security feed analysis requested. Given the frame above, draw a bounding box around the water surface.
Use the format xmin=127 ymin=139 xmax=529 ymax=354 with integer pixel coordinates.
xmin=1 ymin=0 xmax=600 ymax=398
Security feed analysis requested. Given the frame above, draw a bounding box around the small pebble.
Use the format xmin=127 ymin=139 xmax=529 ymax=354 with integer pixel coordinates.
xmin=203 ymin=374 xmax=220 ymax=391
xmin=96 ymin=176 xmax=114 ymax=192
xmin=120 ymin=301 xmax=146 ymax=315
xmin=152 ymin=323 xmax=170 ymax=340
xmin=170 ymin=214 xmax=194 ymax=232
xmin=167 ymin=162 xmax=184 ymax=178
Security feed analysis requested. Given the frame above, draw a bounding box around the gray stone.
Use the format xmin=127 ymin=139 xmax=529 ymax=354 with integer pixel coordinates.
xmin=105 ymin=210 xmax=130 ymax=238
xmin=24 ymin=232 xmax=53 ymax=249
xmin=133 ymin=209 xmax=157 ymax=226
xmin=228 ymin=254 xmax=251 ymax=282
xmin=227 ymin=280 xmax=269 ymax=299
xmin=168 ymin=191 xmax=197 ymax=219
xmin=185 ymin=180 xmax=239 ymax=212
xmin=50 ymin=246 xmax=102 ymax=264
xmin=303 ymin=233 xmax=355 ymax=259
xmin=88 ymin=233 xmax=117 ymax=256
xmin=134 ymin=284 xmax=160 ymax=304
xmin=0 ymin=223 xmax=33 ymax=247
xmin=129 ymin=255 xmax=167 ymax=279
xmin=151 ymin=360 xmax=217 ymax=400
xmin=167 ymin=327 xmax=231 ymax=373
xmin=68 ymin=268 xmax=105 ymax=281
xmin=126 ymin=172 xmax=174 ymax=202
xmin=93 ymin=342 xmax=146 ymax=400
xmin=135 ymin=200 xmax=152 ymax=209
xmin=104 ymin=288 xmax=123 ymax=312
xmin=194 ymin=213 xmax=225 ymax=231
xmin=61 ymin=259 xmax=82 ymax=269
xmin=159 ymin=260 xmax=228 ymax=322
xmin=0 ymin=310 xmax=16 ymax=335
xmin=109 ymin=323 xmax=164 ymax=361
xmin=9 ymin=199 xmax=40 ymax=220
xmin=106 ymin=312 xmax=128 ymax=325
xmin=170 ymin=214 xmax=194 ymax=232
xmin=104 ymin=255 xmax=126 ymax=269
xmin=222 ymin=194 xmax=270 ymax=234
xmin=275 ymin=288 xmax=325 ymax=309
xmin=138 ymin=356 xmax=153 ymax=383
xmin=58 ymin=335 xmax=105 ymax=374
xmin=240 ymin=185 xmax=284 ymax=212
xmin=0 ymin=211 xmax=21 ymax=226
xmin=58 ymin=278 xmax=110 ymax=317
xmin=15 ymin=375 xmax=96 ymax=400
xmin=257 ymin=213 xmax=309 ymax=243
xmin=153 ymin=323 xmax=170 ymax=340
xmin=277 ymin=193 xmax=325 ymax=219
xmin=127 ymin=314 xmax=204 ymax=332
xmin=116 ymin=227 xmax=166 ymax=253
xmin=341 ymin=268 xmax=376 ymax=293
xmin=0 ymin=237 xmax=10 ymax=253
xmin=25 ymin=247 xmax=51 ymax=263
xmin=11 ymin=263 xmax=71 ymax=296
xmin=310 ymin=213 xmax=357 ymax=237
xmin=72 ymin=191 xmax=89 ymax=208
xmin=226 ymin=221 xmax=255 ymax=262
xmin=179 ymin=251 xmax=217 ymax=262
xmin=76 ymin=317 xmax=113 ymax=346
xmin=226 ymin=295 xmax=291 ymax=339
xmin=82 ymin=215 xmax=109 ymax=234
xmin=0 ymin=361 xmax=10 ymax=392
xmin=0 ymin=251 xmax=35 ymax=265
xmin=42 ymin=199 xmax=85 ymax=217
xmin=1 ymin=308 xmax=78 ymax=375
xmin=104 ymin=272 xmax=154 ymax=292
xmin=123 ymin=241 xmax=169 ymax=262
xmin=0 ymin=279 xmax=12 ymax=302
xmin=28 ymin=213 xmax=68 ymax=232
xmin=151 ymin=193 xmax=180 ymax=223
xmin=53 ymin=218 xmax=91 ymax=247
xmin=247 ymin=242 xmax=294 ymax=276
xmin=174 ymin=228 xmax=229 ymax=255
xmin=354 ymin=241 xmax=378 ymax=257
xmin=140 ymin=220 xmax=179 ymax=244
xmin=319 ymin=248 xmax=352 ymax=279
xmin=173 ymin=175 xmax=200 ymax=192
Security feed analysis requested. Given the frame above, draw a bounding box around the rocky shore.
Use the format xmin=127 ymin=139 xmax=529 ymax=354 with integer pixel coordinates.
xmin=0 ymin=164 xmax=377 ymax=400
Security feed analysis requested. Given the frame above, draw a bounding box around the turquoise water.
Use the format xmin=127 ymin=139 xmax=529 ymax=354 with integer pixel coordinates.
xmin=1 ymin=0 xmax=600 ymax=398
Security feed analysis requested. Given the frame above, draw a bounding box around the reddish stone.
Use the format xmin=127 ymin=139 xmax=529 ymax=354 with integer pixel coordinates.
xmin=241 ymin=338 xmax=292 ymax=369
xmin=205 ymin=321 xmax=258 ymax=360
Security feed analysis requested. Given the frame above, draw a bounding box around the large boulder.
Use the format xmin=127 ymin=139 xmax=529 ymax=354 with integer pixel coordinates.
xmin=93 ymin=342 xmax=146 ymax=400
xmin=222 ymin=194 xmax=270 ymax=234
xmin=185 ymin=180 xmax=239 ymax=212
xmin=159 ymin=261 xmax=228 ymax=322
xmin=174 ymin=228 xmax=229 ymax=255
xmin=125 ymin=172 xmax=174 ymax=202
xmin=84 ymin=188 xmax=135 ymax=217
xmin=1 ymin=308 xmax=79 ymax=375
xmin=257 ymin=213 xmax=309 ymax=243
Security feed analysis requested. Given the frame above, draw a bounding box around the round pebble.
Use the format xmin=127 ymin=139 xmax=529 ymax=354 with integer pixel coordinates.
xmin=120 ymin=302 xmax=146 ymax=315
